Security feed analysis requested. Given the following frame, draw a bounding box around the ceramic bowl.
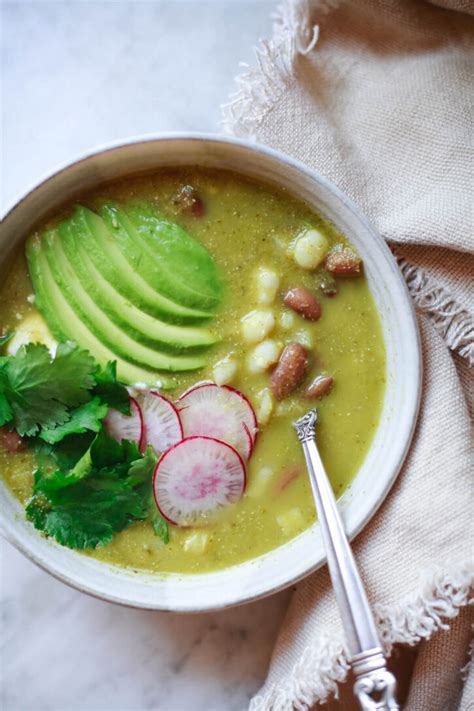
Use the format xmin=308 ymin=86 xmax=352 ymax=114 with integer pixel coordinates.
xmin=0 ymin=134 xmax=422 ymax=611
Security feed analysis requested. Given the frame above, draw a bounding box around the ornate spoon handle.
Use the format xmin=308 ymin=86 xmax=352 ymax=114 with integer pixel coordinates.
xmin=294 ymin=410 xmax=399 ymax=711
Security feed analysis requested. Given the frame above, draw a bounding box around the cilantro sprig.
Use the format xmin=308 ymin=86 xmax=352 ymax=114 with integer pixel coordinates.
xmin=0 ymin=341 xmax=169 ymax=549
xmin=0 ymin=342 xmax=128 ymax=438
xmin=26 ymin=431 xmax=163 ymax=549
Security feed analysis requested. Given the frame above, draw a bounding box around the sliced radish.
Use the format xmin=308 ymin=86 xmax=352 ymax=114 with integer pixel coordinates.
xmin=177 ymin=384 xmax=258 ymax=459
xmin=139 ymin=390 xmax=183 ymax=454
xmin=223 ymin=385 xmax=259 ymax=446
xmin=244 ymin=423 xmax=255 ymax=459
xmin=153 ymin=436 xmax=246 ymax=526
xmin=178 ymin=379 xmax=214 ymax=399
xmin=104 ymin=397 xmax=144 ymax=448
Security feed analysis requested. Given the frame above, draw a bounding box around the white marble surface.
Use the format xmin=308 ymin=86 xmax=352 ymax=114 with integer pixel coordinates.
xmin=1 ymin=3 xmax=292 ymax=710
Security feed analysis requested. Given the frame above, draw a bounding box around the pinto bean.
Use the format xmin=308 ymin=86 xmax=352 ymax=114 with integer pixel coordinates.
xmin=325 ymin=245 xmax=362 ymax=276
xmin=304 ymin=375 xmax=334 ymax=400
xmin=283 ymin=287 xmax=321 ymax=321
xmin=270 ymin=343 xmax=308 ymax=400
xmin=0 ymin=427 xmax=26 ymax=453
xmin=172 ymin=185 xmax=205 ymax=217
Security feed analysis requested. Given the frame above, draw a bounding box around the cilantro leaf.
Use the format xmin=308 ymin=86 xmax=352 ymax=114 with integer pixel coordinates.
xmin=0 ymin=392 xmax=13 ymax=427
xmin=150 ymin=502 xmax=169 ymax=544
xmin=39 ymin=397 xmax=108 ymax=444
xmin=26 ymin=431 xmax=156 ymax=549
xmin=27 ymin=478 xmax=146 ymax=549
xmin=2 ymin=342 xmax=96 ymax=436
xmin=34 ymin=446 xmax=93 ymax=494
xmin=127 ymin=445 xmax=157 ymax=487
xmin=89 ymin=428 xmax=140 ymax=469
xmin=93 ymin=361 xmax=130 ymax=414
xmin=126 ymin=447 xmax=169 ymax=544
xmin=34 ymin=432 xmax=94 ymax=472
xmin=0 ymin=332 xmax=14 ymax=348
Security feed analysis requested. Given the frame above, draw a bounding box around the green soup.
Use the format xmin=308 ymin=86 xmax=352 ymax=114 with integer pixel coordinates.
xmin=0 ymin=168 xmax=385 ymax=574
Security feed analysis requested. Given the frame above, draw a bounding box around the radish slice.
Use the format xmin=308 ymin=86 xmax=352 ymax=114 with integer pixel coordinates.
xmin=243 ymin=423 xmax=255 ymax=456
xmin=153 ymin=436 xmax=246 ymax=526
xmin=178 ymin=380 xmax=214 ymax=399
xmin=178 ymin=384 xmax=258 ymax=459
xmin=139 ymin=390 xmax=183 ymax=454
xmin=222 ymin=385 xmax=259 ymax=445
xmin=104 ymin=397 xmax=144 ymax=448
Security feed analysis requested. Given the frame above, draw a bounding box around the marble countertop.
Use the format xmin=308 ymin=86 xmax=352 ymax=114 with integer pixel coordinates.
xmin=1 ymin=3 xmax=291 ymax=710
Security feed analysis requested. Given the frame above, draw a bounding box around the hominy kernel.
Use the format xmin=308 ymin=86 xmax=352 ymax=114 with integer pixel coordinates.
xmin=293 ymin=229 xmax=329 ymax=270
xmin=240 ymin=309 xmax=276 ymax=344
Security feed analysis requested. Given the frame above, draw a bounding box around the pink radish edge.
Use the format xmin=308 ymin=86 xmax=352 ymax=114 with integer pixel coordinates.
xmin=177 ymin=382 xmax=259 ymax=447
xmin=152 ymin=435 xmax=247 ymax=526
xmin=221 ymin=385 xmax=258 ymax=446
xmin=139 ymin=390 xmax=183 ymax=454
xmin=104 ymin=396 xmax=145 ymax=449
xmin=177 ymin=385 xmax=253 ymax=460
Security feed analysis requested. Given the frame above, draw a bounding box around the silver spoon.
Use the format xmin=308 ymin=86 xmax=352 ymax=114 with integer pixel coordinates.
xmin=294 ymin=409 xmax=399 ymax=711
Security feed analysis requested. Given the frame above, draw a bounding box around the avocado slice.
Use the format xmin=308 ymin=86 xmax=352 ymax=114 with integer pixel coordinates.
xmin=101 ymin=203 xmax=221 ymax=312
xmin=26 ymin=236 xmax=174 ymax=388
xmin=74 ymin=207 xmax=212 ymax=325
xmin=57 ymin=221 xmax=218 ymax=353
xmin=40 ymin=230 xmax=208 ymax=372
xmin=123 ymin=202 xmax=222 ymax=306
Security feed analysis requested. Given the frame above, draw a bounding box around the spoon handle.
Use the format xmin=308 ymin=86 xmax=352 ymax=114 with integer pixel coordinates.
xmin=294 ymin=410 xmax=399 ymax=711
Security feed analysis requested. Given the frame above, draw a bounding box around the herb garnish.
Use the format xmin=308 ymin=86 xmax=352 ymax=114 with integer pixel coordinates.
xmin=26 ymin=432 xmax=162 ymax=549
xmin=0 ymin=342 xmax=168 ymax=548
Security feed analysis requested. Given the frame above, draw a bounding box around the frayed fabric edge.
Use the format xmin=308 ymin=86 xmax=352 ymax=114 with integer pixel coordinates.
xmin=221 ymin=0 xmax=326 ymax=138
xmin=397 ymin=258 xmax=474 ymax=367
xmin=250 ymin=563 xmax=474 ymax=711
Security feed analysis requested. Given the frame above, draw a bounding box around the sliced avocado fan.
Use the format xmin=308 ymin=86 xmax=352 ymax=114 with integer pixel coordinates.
xmin=26 ymin=204 xmax=223 ymax=387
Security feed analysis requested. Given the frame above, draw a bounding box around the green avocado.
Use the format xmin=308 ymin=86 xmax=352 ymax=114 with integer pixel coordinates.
xmin=26 ymin=202 xmax=224 ymax=384
xmin=26 ymin=236 xmax=175 ymax=388
xmin=74 ymin=206 xmax=212 ymax=325
xmin=40 ymin=230 xmax=209 ymax=372
xmin=57 ymin=221 xmax=218 ymax=353
xmin=101 ymin=203 xmax=222 ymax=311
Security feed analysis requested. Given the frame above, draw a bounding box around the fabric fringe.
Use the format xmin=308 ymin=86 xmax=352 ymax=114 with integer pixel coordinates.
xmin=221 ymin=0 xmax=322 ymax=138
xmin=398 ymin=258 xmax=474 ymax=366
xmin=250 ymin=565 xmax=474 ymax=710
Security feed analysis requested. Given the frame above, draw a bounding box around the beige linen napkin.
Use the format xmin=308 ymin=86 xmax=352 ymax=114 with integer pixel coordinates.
xmin=222 ymin=1 xmax=474 ymax=708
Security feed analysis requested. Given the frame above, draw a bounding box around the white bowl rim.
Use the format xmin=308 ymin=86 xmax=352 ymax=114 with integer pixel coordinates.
xmin=0 ymin=132 xmax=422 ymax=611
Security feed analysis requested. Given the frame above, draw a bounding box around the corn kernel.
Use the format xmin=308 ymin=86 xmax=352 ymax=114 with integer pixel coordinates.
xmin=279 ymin=310 xmax=295 ymax=330
xmin=212 ymin=355 xmax=238 ymax=385
xmin=255 ymin=388 xmax=275 ymax=426
xmin=292 ymin=229 xmax=329 ymax=270
xmin=255 ymin=267 xmax=280 ymax=305
xmin=240 ymin=309 xmax=276 ymax=344
xmin=246 ymin=339 xmax=281 ymax=374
